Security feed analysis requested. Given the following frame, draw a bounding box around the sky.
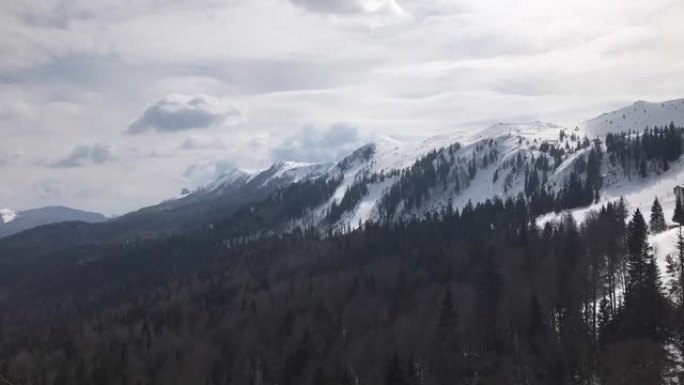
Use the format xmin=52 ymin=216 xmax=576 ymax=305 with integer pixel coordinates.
xmin=1 ymin=0 xmax=683 ymax=215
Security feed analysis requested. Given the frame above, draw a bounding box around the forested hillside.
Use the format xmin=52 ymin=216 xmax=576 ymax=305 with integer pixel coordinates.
xmin=2 ymin=193 xmax=684 ymax=385
xmin=2 ymin=101 xmax=684 ymax=384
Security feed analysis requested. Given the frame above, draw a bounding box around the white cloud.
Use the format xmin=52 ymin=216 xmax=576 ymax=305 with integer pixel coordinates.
xmin=127 ymin=94 xmax=241 ymax=134
xmin=183 ymin=159 xmax=240 ymax=187
xmin=0 ymin=151 xmax=23 ymax=166
xmin=0 ymin=0 xmax=683 ymax=214
xmin=272 ymin=123 xmax=367 ymax=163
xmin=50 ymin=143 xmax=113 ymax=168
xmin=179 ymin=136 xmax=229 ymax=151
xmin=289 ymin=0 xmax=404 ymax=15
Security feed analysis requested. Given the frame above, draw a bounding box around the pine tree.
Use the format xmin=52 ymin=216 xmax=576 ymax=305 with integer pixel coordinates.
xmin=385 ymin=352 xmax=407 ymax=385
xmin=598 ymin=298 xmax=613 ymax=346
xmin=623 ymin=209 xmax=665 ymax=341
xmin=640 ymin=159 xmax=648 ymax=178
xmin=437 ymin=289 xmax=458 ymax=344
xmin=649 ymin=197 xmax=667 ymax=234
xmin=674 ymin=198 xmax=684 ymax=225
xmin=677 ymin=225 xmax=684 ymax=305
xmin=626 ymin=209 xmax=649 ymax=292
xmin=341 ymin=368 xmax=355 ymax=385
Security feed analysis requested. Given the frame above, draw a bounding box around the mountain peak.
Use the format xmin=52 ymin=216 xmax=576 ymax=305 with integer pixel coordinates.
xmin=581 ymin=98 xmax=684 ymax=138
xmin=269 ymin=160 xmax=316 ymax=172
xmin=199 ymin=168 xmax=251 ymax=193
xmin=468 ymin=121 xmax=563 ymax=143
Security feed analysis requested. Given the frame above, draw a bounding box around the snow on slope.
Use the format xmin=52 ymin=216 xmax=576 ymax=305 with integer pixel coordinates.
xmin=417 ymin=124 xmax=574 ymax=217
xmin=314 ymin=121 xmax=571 ymax=229
xmin=331 ymin=99 xmax=684 ymax=230
xmin=540 ymin=98 xmax=684 ymax=227
xmin=201 ymin=168 xmax=252 ymax=193
xmin=185 ymin=98 xmax=684 ymax=235
xmin=540 ymin=152 xmax=684 ymax=228
xmin=1 ymin=208 xmax=17 ymax=224
xmin=473 ymin=121 xmax=563 ymax=142
xmin=260 ymin=161 xmax=331 ymax=187
xmin=191 ymin=161 xmax=331 ymax=199
xmin=651 ymin=228 xmax=680 ymax=281
xmin=581 ymin=98 xmax=684 ymax=138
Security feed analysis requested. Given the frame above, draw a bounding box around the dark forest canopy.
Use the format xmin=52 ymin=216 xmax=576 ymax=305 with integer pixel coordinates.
xmin=1 ymin=194 xmax=684 ymax=385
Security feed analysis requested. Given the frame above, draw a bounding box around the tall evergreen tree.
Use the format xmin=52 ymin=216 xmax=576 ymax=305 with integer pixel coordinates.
xmin=649 ymin=197 xmax=667 ymax=234
xmin=627 ymin=209 xmax=649 ymax=290
xmin=623 ymin=209 xmax=665 ymax=341
xmin=437 ymin=289 xmax=458 ymax=344
xmin=639 ymin=159 xmax=648 ymax=178
xmin=385 ymin=352 xmax=407 ymax=385
xmin=674 ymin=198 xmax=684 ymax=225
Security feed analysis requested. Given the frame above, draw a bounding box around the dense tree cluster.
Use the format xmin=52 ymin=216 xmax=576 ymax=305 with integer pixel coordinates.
xmin=605 ymin=123 xmax=684 ymax=176
xmin=1 ymin=193 xmax=684 ymax=384
xmin=220 ymin=175 xmax=343 ymax=236
xmin=378 ymin=142 xmax=484 ymax=221
xmin=328 ymin=179 xmax=370 ymax=223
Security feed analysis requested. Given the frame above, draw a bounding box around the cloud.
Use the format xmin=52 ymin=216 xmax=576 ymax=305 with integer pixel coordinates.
xmin=51 ymin=143 xmax=113 ymax=168
xmin=289 ymin=0 xmax=403 ymax=15
xmin=1 ymin=0 xmax=683 ymax=215
xmin=179 ymin=136 xmax=228 ymax=151
xmin=127 ymin=94 xmax=240 ymax=135
xmin=272 ymin=122 xmax=367 ymax=163
xmin=0 ymin=151 xmax=23 ymax=166
xmin=183 ymin=158 xmax=242 ymax=187
xmin=34 ymin=179 xmax=66 ymax=199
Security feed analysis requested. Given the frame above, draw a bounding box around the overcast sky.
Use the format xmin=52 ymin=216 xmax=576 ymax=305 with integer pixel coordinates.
xmin=1 ymin=0 xmax=683 ymax=215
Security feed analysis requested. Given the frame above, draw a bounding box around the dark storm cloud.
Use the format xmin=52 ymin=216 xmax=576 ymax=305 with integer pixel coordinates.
xmin=127 ymin=94 xmax=240 ymax=135
xmin=272 ymin=122 xmax=366 ymax=163
xmin=50 ymin=143 xmax=113 ymax=168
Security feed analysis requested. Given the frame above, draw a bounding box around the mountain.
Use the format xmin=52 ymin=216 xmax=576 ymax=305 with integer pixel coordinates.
xmin=3 ymin=98 xmax=684 ymax=259
xmin=0 ymin=206 xmax=106 ymax=238
xmin=257 ymin=100 xmax=684 ymax=234
xmin=581 ymin=98 xmax=684 ymax=138
xmin=220 ymin=120 xmax=575 ymax=234
xmin=2 ymin=99 xmax=684 ymax=384
xmin=110 ymin=161 xmax=333 ymax=236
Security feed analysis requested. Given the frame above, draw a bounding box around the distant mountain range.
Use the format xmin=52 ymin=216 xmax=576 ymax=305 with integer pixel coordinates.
xmin=0 ymin=206 xmax=106 ymax=238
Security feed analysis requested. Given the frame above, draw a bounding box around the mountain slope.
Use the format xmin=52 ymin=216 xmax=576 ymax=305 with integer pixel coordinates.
xmin=0 ymin=206 xmax=106 ymax=238
xmin=296 ymin=121 xmax=573 ymax=230
xmin=581 ymin=98 xmax=684 ymax=138
xmin=296 ymin=99 xmax=684 ymax=232
xmin=3 ymin=98 xmax=684 ymax=259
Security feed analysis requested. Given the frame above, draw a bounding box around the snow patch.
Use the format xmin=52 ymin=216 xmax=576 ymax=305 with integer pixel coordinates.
xmin=581 ymin=98 xmax=684 ymax=138
xmin=1 ymin=208 xmax=17 ymax=224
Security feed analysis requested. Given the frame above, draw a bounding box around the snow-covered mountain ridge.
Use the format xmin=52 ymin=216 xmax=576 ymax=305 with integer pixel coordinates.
xmin=581 ymin=98 xmax=684 ymax=138
xmin=175 ymin=98 xmax=684 ymax=237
